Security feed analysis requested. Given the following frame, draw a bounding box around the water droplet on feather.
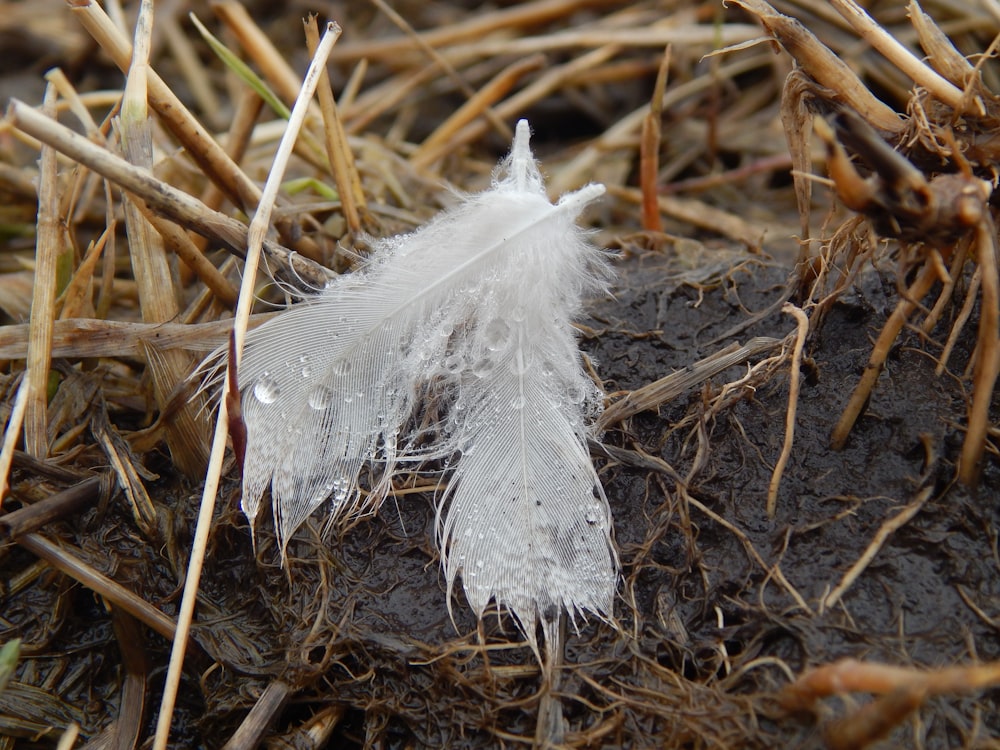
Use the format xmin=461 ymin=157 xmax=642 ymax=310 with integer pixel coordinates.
xmin=253 ymin=375 xmax=279 ymax=404
xmin=484 ymin=319 xmax=510 ymax=351
xmin=308 ymin=385 xmax=333 ymax=409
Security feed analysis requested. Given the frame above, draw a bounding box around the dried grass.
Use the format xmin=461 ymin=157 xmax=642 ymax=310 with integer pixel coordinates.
xmin=1 ymin=0 xmax=999 ymax=748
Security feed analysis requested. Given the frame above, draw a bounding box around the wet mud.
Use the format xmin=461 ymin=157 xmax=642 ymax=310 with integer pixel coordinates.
xmin=7 ymin=233 xmax=998 ymax=748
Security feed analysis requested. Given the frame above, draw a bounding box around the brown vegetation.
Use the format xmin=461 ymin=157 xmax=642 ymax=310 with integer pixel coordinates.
xmin=1 ymin=0 xmax=999 ymax=747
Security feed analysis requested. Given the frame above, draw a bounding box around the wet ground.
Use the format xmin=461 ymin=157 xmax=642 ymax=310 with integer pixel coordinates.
xmin=6 ymin=227 xmax=998 ymax=748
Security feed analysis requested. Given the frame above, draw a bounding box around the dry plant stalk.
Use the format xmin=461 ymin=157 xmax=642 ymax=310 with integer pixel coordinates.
xmin=91 ymin=401 xmax=158 ymax=537
xmin=409 ymin=54 xmax=545 ymax=170
xmin=0 ymin=317 xmax=262 ymax=361
xmin=419 ymin=43 xmax=621 ymax=171
xmin=205 ymin=2 xmax=335 ymax=190
xmin=218 ymin=680 xmax=293 ymax=750
xmin=303 ymin=14 xmax=367 ymax=234
xmin=69 ymin=0 xmax=262 ymax=212
xmin=367 ymin=0 xmax=512 ymax=143
xmin=550 ymin=49 xmax=769 ymax=194
xmin=963 ymin=216 xmax=1000 ymax=483
xmin=0 ymin=379 xmax=31 ymax=503
xmin=819 ymin=482 xmax=934 ymax=613
xmin=611 ymin=185 xmax=765 ymax=249
xmin=14 ymin=532 xmax=176 ymax=641
xmin=24 ymin=84 xmax=61 ymax=458
xmin=0 ymin=475 xmax=104 ymax=540
xmin=729 ymin=0 xmax=902 ymax=134
xmin=739 ymin=0 xmax=1000 ymax=484
xmin=781 ymin=657 xmax=1000 ymax=749
xmin=151 ymin=21 xmax=342 ymax=750
xmin=117 ymin=0 xmax=210 ymax=478
xmin=5 ymin=101 xmax=332 ymax=290
xmin=829 ymin=262 xmax=940 ymax=451
xmin=327 ymin=0 xmax=614 ymax=62
xmin=766 ymin=303 xmax=808 ymax=517
xmin=137 ymin=206 xmax=238 ymax=306
xmin=189 ymin=88 xmax=263 ymax=255
xmin=639 ymin=46 xmax=670 ymax=232
xmin=596 ymin=336 xmax=782 ymax=430
xmin=828 ymin=0 xmax=965 ymax=111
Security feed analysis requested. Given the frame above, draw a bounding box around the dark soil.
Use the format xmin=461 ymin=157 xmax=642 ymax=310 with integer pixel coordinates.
xmin=5 ymin=232 xmax=998 ymax=748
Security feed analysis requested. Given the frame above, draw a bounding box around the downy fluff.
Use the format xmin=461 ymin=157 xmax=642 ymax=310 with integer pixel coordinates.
xmin=229 ymin=120 xmax=617 ymax=654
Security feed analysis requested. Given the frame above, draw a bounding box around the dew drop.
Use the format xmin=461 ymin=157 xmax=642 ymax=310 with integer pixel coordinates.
xmin=308 ymin=385 xmax=334 ymax=410
xmin=332 ymin=359 xmax=352 ymax=376
xmin=327 ymin=477 xmax=349 ymax=505
xmin=508 ymin=349 xmax=531 ymax=376
xmin=484 ymin=319 xmax=510 ymax=351
xmin=253 ymin=375 xmax=279 ymax=404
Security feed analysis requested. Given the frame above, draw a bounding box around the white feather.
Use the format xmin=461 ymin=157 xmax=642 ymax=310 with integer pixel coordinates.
xmin=224 ymin=119 xmax=617 ymax=652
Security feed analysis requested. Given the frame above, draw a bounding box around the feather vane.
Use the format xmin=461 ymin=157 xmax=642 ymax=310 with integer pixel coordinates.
xmin=219 ymin=120 xmax=617 ymax=653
